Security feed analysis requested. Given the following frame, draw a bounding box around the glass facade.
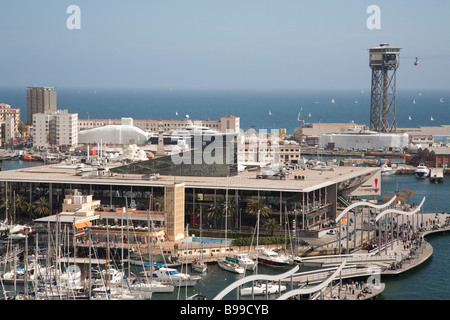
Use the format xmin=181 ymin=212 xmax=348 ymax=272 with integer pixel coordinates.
xmin=110 ymin=145 xmax=238 ymax=177
xmin=1 ymin=180 xmax=334 ymax=231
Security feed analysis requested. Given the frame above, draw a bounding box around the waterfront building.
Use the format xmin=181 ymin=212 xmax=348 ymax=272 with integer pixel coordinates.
xmin=406 ymin=147 xmax=450 ymax=168
xmin=397 ymin=125 xmax=450 ymax=145
xmin=27 ymin=87 xmax=57 ymax=125
xmin=0 ymin=159 xmax=379 ymax=236
xmin=78 ymin=114 xmax=240 ymax=134
xmin=293 ymin=122 xmax=367 ymax=146
xmin=1 ymin=116 xmax=15 ymax=147
xmin=32 ymin=109 xmax=78 ymax=149
xmin=0 ymin=103 xmax=21 ymax=133
xmin=78 ymin=117 xmax=151 ymax=146
xmin=318 ymin=129 xmax=409 ymax=150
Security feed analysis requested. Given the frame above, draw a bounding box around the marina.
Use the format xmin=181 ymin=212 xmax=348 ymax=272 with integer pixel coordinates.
xmin=0 ymin=163 xmax=448 ymax=300
xmin=0 ymin=1 xmax=449 ymax=307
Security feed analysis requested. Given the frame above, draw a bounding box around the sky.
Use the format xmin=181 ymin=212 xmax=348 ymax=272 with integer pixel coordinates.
xmin=0 ymin=0 xmax=449 ymax=90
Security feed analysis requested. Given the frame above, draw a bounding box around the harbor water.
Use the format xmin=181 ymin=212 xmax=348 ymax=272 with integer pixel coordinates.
xmin=1 ymin=160 xmax=449 ymax=300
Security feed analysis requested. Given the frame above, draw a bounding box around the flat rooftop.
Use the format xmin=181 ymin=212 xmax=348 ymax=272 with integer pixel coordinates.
xmin=0 ymin=163 xmax=379 ymax=192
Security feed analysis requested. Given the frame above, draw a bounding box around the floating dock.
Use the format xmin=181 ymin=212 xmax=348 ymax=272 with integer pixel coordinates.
xmin=429 ymin=168 xmax=444 ymax=183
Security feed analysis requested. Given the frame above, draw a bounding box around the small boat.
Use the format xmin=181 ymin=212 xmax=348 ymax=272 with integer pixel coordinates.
xmin=240 ymin=281 xmax=287 ymax=296
xmin=257 ymin=250 xmax=292 ymax=268
xmin=233 ymin=253 xmax=257 ymax=271
xmin=130 ymin=279 xmax=175 ymax=293
xmin=152 ymin=267 xmax=201 ymax=287
xmin=192 ymin=259 xmax=208 ymax=273
xmin=414 ymin=163 xmax=430 ymax=179
xmin=217 ymin=258 xmax=245 ymax=274
xmin=20 ymin=154 xmax=36 ymax=161
xmin=380 ymin=163 xmax=397 ymax=176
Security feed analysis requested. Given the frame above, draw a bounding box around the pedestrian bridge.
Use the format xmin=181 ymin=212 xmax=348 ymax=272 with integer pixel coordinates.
xmin=294 ymin=253 xmax=397 ymax=267
xmin=282 ymin=264 xmax=382 ymax=286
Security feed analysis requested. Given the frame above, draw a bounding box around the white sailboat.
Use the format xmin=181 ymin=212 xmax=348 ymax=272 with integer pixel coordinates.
xmin=431 ymin=116 xmax=434 ymax=121
xmin=331 ymin=98 xmax=335 ymax=103
xmin=192 ymin=207 xmax=208 ymax=273
xmin=219 ymin=180 xmax=245 ymax=275
xmin=233 ymin=253 xmax=257 ymax=271
xmin=217 ymin=258 xmax=245 ymax=274
xmin=409 ymin=115 xmax=412 ymax=120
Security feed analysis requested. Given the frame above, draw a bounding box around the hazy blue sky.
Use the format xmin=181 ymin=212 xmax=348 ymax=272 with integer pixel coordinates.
xmin=1 ymin=0 xmax=449 ymax=90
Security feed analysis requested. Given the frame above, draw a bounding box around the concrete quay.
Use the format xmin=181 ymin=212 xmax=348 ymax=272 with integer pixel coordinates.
xmin=290 ymin=212 xmax=449 ymax=300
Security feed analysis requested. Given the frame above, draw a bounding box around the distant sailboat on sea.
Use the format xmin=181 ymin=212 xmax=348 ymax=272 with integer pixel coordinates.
xmin=440 ymin=98 xmax=444 ymax=103
xmin=268 ymin=110 xmax=272 ymax=116
xmin=308 ymin=112 xmax=311 ymax=118
xmin=297 ymin=108 xmax=304 ymax=123
xmin=409 ymin=115 xmax=412 ymax=120
xmin=412 ymin=99 xmax=416 ymax=104
xmin=431 ymin=116 xmax=434 ymax=121
xmin=331 ymin=98 xmax=335 ymax=103
xmin=354 ymin=98 xmax=358 ymax=104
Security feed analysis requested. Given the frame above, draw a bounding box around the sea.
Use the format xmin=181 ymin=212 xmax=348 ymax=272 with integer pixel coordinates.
xmin=0 ymin=87 xmax=450 ymax=300
xmin=1 ymin=87 xmax=449 ymax=134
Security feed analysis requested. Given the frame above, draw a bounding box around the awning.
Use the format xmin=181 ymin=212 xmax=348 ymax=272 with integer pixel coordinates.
xmin=75 ymin=221 xmax=92 ymax=229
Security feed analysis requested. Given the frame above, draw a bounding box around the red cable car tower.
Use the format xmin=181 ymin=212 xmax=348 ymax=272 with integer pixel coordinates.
xmin=369 ymin=43 xmax=401 ymax=133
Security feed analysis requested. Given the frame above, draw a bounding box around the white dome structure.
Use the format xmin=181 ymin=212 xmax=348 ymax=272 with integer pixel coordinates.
xmin=78 ymin=118 xmax=151 ymax=145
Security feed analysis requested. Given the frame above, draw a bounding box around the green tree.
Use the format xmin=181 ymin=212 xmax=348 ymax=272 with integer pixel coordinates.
xmin=206 ymin=202 xmax=224 ymax=228
xmin=245 ymin=198 xmax=271 ymax=218
xmin=13 ymin=194 xmax=28 ymax=218
xmin=263 ymin=218 xmax=282 ymax=236
xmin=33 ymin=197 xmax=50 ymax=217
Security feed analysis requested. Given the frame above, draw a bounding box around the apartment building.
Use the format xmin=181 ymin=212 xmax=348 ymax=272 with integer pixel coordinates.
xmin=27 ymin=87 xmax=57 ymax=125
xmin=0 ymin=103 xmax=21 ymax=133
xmin=32 ymin=110 xmax=78 ymax=149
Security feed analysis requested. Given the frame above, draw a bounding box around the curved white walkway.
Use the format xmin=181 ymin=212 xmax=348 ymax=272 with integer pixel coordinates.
xmin=212 ymin=266 xmax=299 ymax=300
xmin=335 ymin=195 xmax=397 ymax=223
xmin=375 ymin=197 xmax=426 ymax=221
xmin=276 ymin=260 xmax=347 ymax=300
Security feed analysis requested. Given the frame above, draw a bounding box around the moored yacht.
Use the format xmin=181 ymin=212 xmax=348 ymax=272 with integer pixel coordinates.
xmin=380 ymin=163 xmax=397 ymax=176
xmin=257 ymin=250 xmax=292 ymax=268
xmin=217 ymin=258 xmax=245 ymax=274
xmin=240 ymin=281 xmax=287 ymax=296
xmin=149 ymin=115 xmax=237 ymax=146
xmin=152 ymin=267 xmax=201 ymax=286
xmin=233 ymin=253 xmax=257 ymax=271
xmin=414 ymin=163 xmax=429 ymax=179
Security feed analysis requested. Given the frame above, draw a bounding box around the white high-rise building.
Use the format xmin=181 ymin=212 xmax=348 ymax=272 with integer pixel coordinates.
xmin=32 ymin=110 xmax=78 ymax=149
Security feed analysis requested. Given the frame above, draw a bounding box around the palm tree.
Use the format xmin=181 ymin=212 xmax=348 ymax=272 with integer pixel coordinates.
xmin=245 ymin=198 xmax=271 ymax=218
xmin=223 ymin=196 xmax=237 ymax=229
xmin=14 ymin=194 xmax=28 ymax=219
xmin=263 ymin=218 xmax=282 ymax=236
xmin=23 ymin=202 xmax=35 ymax=219
xmin=33 ymin=197 xmax=50 ymax=217
xmin=206 ymin=202 xmax=224 ymax=228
